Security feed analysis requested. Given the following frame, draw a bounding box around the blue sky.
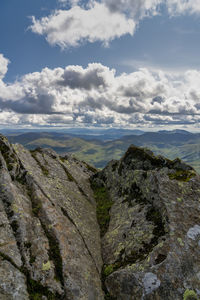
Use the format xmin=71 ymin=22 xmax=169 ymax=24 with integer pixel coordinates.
xmin=0 ymin=0 xmax=200 ymax=129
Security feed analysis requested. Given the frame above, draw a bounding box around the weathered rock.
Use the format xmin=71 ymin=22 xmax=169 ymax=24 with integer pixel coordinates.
xmin=1 ymin=135 xmax=200 ymax=300
xmin=0 ymin=135 xmax=103 ymax=300
xmin=92 ymin=145 xmax=200 ymax=299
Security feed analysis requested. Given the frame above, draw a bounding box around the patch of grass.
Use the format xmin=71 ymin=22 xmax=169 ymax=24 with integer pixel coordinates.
xmin=91 ymin=183 xmax=113 ymax=237
xmin=27 ymin=278 xmax=58 ymax=300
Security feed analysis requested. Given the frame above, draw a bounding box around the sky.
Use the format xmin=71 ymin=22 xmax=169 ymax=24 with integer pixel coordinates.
xmin=0 ymin=0 xmax=200 ymax=130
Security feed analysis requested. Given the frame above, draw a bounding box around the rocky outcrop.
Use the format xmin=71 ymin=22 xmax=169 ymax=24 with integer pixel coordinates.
xmin=0 ymin=136 xmax=200 ymax=300
xmin=0 ymin=135 xmax=103 ymax=299
xmin=92 ymin=145 xmax=200 ymax=299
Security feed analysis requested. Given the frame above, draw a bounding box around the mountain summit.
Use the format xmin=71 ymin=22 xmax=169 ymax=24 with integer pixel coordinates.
xmin=0 ymin=135 xmax=199 ymax=299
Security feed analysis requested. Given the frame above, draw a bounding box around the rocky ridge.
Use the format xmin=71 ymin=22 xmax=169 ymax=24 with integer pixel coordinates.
xmin=0 ymin=135 xmax=199 ymax=299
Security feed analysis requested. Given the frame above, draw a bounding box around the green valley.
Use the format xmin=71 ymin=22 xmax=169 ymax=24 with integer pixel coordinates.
xmin=6 ymin=129 xmax=200 ymax=172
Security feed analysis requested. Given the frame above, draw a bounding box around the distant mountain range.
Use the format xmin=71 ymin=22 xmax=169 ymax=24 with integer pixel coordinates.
xmin=1 ymin=128 xmax=144 ymax=141
xmin=5 ymin=129 xmax=200 ymax=172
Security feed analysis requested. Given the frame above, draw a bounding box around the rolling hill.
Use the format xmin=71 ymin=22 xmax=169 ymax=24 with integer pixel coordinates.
xmin=6 ymin=129 xmax=200 ymax=172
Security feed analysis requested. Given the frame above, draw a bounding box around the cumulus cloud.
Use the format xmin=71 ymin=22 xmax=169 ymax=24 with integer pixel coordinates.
xmin=29 ymin=0 xmax=200 ymax=49
xmin=30 ymin=2 xmax=135 ymax=48
xmin=57 ymin=63 xmax=115 ymax=89
xmin=1 ymin=53 xmax=200 ymax=128
xmin=104 ymin=0 xmax=162 ymax=18
xmin=29 ymin=0 xmax=161 ymax=49
xmin=0 ymin=54 xmax=10 ymax=80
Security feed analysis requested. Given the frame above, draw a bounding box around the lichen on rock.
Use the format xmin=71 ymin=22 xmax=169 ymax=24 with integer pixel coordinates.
xmin=0 ymin=137 xmax=200 ymax=300
xmin=0 ymin=135 xmax=103 ymax=300
xmin=183 ymin=289 xmax=198 ymax=300
xmin=91 ymin=144 xmax=200 ymax=299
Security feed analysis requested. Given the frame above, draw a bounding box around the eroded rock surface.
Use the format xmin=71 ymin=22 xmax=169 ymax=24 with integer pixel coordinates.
xmin=0 ymin=135 xmax=103 ymax=300
xmin=91 ymin=145 xmax=200 ymax=300
xmin=0 ymin=135 xmax=200 ymax=300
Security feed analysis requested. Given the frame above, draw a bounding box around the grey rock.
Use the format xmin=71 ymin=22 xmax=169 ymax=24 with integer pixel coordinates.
xmin=92 ymin=145 xmax=200 ymax=300
xmin=0 ymin=137 xmax=200 ymax=300
xmin=0 ymin=135 xmax=103 ymax=300
xmin=0 ymin=260 xmax=29 ymax=299
xmin=142 ymin=272 xmax=160 ymax=295
xmin=187 ymin=225 xmax=200 ymax=240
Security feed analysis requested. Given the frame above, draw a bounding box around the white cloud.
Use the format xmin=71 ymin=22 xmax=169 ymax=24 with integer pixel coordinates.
xmin=105 ymin=0 xmax=200 ymax=17
xmin=0 ymin=54 xmax=10 ymax=80
xmin=104 ymin=0 xmax=162 ymax=18
xmin=29 ymin=0 xmax=200 ymax=49
xmin=58 ymin=0 xmax=80 ymax=5
xmin=1 ymin=53 xmax=200 ymax=128
xmin=167 ymin=0 xmax=200 ymax=15
xmin=30 ymin=2 xmax=135 ymax=48
xmin=58 ymin=63 xmax=115 ymax=89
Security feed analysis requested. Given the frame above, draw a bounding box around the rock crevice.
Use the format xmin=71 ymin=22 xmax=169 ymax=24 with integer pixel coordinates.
xmin=0 ymin=138 xmax=200 ymax=300
xmin=0 ymin=135 xmax=103 ymax=300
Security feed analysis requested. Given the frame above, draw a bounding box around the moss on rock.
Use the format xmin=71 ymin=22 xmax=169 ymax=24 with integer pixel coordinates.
xmin=91 ymin=183 xmax=113 ymax=237
xmin=168 ymin=170 xmax=196 ymax=182
xmin=183 ymin=289 xmax=198 ymax=300
xmin=103 ymin=265 xmax=114 ymax=277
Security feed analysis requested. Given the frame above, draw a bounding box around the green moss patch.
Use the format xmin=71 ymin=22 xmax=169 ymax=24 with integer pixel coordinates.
xmin=168 ymin=170 xmax=196 ymax=182
xmin=91 ymin=183 xmax=113 ymax=237
xmin=183 ymin=289 xmax=198 ymax=300
xmin=101 ymin=264 xmax=118 ymax=300
xmin=42 ymin=261 xmax=51 ymax=271
xmin=103 ymin=265 xmax=114 ymax=277
xmin=102 ymin=262 xmax=122 ymax=278
xmin=27 ymin=277 xmax=58 ymax=300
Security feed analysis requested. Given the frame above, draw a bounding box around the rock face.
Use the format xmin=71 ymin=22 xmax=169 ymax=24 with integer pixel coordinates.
xmin=92 ymin=145 xmax=200 ymax=300
xmin=0 ymin=136 xmax=200 ymax=300
xmin=0 ymin=134 xmax=103 ymax=299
